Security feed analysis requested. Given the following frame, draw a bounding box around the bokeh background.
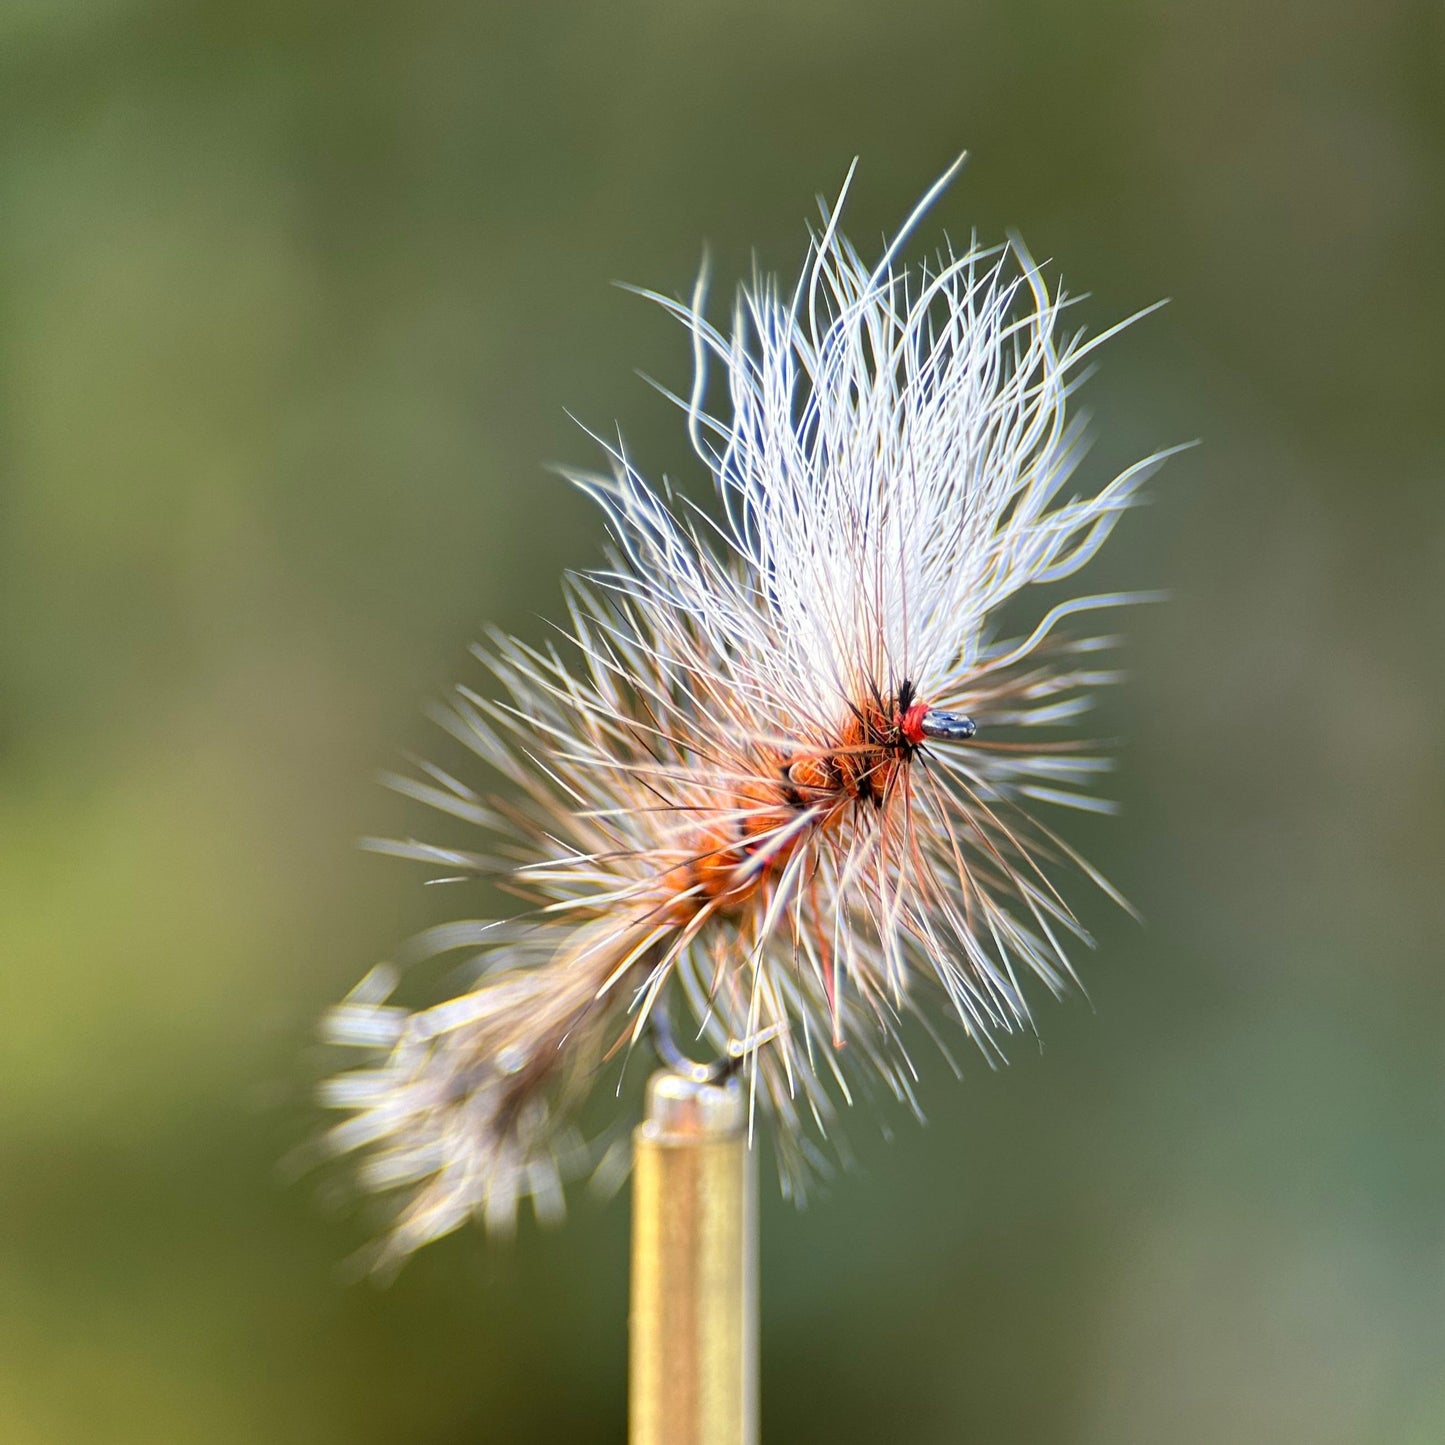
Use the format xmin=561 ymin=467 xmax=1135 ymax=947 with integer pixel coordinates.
xmin=3 ymin=2 xmax=1442 ymax=1441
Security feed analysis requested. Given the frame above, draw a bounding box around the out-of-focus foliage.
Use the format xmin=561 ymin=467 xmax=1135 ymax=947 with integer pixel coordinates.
xmin=1 ymin=2 xmax=1441 ymax=1442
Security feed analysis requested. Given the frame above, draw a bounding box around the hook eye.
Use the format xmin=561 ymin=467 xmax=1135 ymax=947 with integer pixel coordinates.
xmin=919 ymin=709 xmax=977 ymax=742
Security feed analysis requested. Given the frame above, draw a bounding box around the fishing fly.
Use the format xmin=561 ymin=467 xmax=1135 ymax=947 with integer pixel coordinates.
xmin=317 ymin=157 xmax=1174 ymax=1270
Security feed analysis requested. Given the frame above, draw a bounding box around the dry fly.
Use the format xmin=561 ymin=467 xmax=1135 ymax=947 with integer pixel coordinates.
xmin=317 ymin=157 xmax=1178 ymax=1271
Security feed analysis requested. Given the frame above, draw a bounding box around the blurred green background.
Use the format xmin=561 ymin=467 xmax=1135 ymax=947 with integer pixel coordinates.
xmin=2 ymin=1 xmax=1442 ymax=1441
